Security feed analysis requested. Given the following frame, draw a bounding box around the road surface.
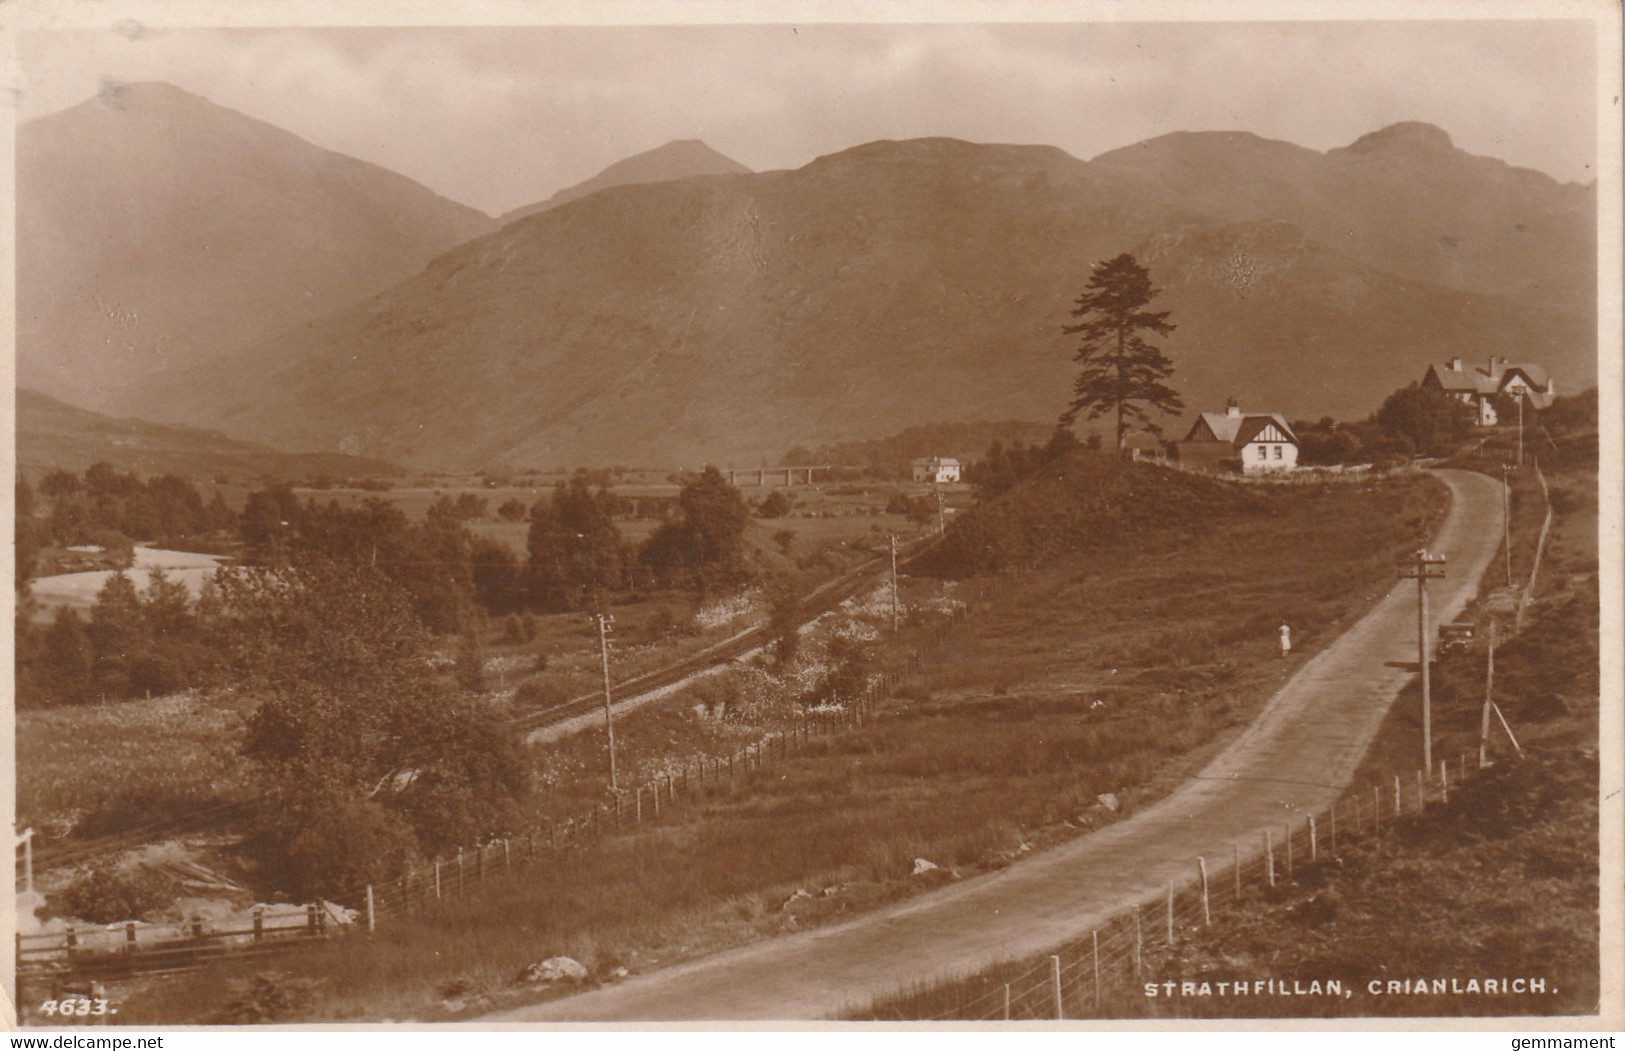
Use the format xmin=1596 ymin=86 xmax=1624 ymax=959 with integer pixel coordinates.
xmin=487 ymin=469 xmax=1503 ymax=1022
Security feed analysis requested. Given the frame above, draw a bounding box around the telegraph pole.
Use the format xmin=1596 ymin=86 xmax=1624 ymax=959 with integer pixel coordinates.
xmin=1402 ymin=548 xmax=1447 ymax=773
xmin=1516 ymin=394 xmax=1525 ymax=468
xmin=1479 ymin=620 xmax=1497 ymax=768
xmin=935 ymin=489 xmax=946 ymax=535
xmin=596 ymin=613 xmax=618 ymax=790
xmin=889 ymin=534 xmax=901 ymax=633
xmin=1501 ymin=463 xmax=1513 ymax=588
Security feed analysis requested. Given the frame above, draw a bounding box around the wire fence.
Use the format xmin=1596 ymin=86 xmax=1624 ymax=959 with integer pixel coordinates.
xmin=848 ymin=749 xmax=1498 ymax=1021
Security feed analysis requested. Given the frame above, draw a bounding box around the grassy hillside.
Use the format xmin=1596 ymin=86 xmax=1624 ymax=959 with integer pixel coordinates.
xmin=113 ymin=457 xmax=1446 ymax=1022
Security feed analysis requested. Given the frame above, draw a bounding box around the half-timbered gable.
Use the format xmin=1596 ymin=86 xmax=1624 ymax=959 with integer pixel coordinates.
xmin=1175 ymin=400 xmax=1298 ymax=474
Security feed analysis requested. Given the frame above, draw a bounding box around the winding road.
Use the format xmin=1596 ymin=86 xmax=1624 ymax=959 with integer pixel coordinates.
xmin=487 ymin=469 xmax=1504 ymax=1022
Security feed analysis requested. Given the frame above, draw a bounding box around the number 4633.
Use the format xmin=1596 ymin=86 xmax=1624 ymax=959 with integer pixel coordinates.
xmin=38 ymin=998 xmax=113 ymax=1017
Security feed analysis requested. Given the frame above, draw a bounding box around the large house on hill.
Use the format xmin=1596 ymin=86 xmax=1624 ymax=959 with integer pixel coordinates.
xmin=1175 ymin=400 xmax=1299 ymax=474
xmin=1422 ymin=357 xmax=1556 ymax=426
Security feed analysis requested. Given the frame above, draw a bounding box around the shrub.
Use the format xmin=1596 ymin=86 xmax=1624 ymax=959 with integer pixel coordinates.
xmin=210 ymin=973 xmax=321 ymax=1024
xmin=49 ymin=866 xmax=179 ymax=924
xmin=247 ymin=788 xmax=418 ymax=901
xmin=756 ymin=491 xmax=793 ymax=519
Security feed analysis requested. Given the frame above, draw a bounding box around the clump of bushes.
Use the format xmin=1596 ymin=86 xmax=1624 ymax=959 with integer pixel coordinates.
xmin=48 ymin=866 xmax=179 ymax=924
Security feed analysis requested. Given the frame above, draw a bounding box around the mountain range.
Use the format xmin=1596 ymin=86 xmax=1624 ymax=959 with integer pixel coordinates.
xmin=17 ymin=84 xmax=1597 ymax=471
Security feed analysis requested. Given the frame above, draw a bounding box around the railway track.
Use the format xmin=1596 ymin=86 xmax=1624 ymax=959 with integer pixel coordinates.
xmin=27 ymin=535 xmax=935 ymax=876
xmin=506 ymin=539 xmax=925 ymax=734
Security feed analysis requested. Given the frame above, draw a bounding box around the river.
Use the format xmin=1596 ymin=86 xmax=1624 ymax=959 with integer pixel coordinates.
xmin=28 ymin=546 xmax=229 ymax=616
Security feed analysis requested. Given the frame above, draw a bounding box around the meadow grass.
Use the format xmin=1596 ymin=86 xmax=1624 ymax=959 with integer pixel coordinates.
xmin=16 ymin=690 xmax=259 ymax=843
xmin=115 ymin=466 xmax=1447 ymax=1023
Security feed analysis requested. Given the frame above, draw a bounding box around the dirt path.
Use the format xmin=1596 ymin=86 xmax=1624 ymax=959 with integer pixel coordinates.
xmin=487 ymin=469 xmax=1503 ymax=1022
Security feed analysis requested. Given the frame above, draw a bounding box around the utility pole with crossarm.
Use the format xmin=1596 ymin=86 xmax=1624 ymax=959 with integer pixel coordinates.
xmin=1402 ymin=548 xmax=1447 ymax=772
xmin=596 ymin=612 xmax=618 ymax=791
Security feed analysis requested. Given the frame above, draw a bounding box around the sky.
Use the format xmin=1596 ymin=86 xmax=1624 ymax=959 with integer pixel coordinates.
xmin=8 ymin=15 xmax=1602 ymax=217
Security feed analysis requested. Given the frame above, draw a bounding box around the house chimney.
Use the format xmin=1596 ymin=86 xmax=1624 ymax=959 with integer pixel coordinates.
xmin=1225 ymin=397 xmax=1242 ymax=418
xmin=1449 ymin=357 xmax=1463 ymax=372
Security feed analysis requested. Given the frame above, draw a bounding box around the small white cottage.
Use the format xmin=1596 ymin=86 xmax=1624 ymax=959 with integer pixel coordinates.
xmin=1176 ymin=400 xmax=1299 ymax=474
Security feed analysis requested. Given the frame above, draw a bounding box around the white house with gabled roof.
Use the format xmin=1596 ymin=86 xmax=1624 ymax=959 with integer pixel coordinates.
xmin=1422 ymin=357 xmax=1556 ymax=426
xmin=1176 ymin=400 xmax=1298 ymax=474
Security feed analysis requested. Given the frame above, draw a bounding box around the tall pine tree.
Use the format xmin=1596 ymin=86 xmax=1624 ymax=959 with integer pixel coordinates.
xmin=1059 ymin=254 xmax=1183 ymax=450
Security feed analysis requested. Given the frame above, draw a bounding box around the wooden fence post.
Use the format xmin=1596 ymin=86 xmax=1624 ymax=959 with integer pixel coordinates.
xmin=1417 ymin=769 xmax=1426 ymax=812
xmin=1092 ymin=929 xmax=1102 ymax=1011
xmin=1329 ymin=805 xmax=1337 ymax=854
xmin=366 ymin=885 xmax=376 ymax=933
xmin=1004 ymin=983 xmax=1012 ymax=1021
xmin=1265 ymin=829 xmax=1275 ymax=886
xmin=1133 ymin=905 xmax=1143 ymax=978
xmin=1233 ymin=842 xmax=1241 ymax=899
xmin=1166 ymin=882 xmax=1176 ymax=943
xmin=1440 ymin=760 xmax=1449 ymax=803
xmin=1394 ymin=774 xmax=1402 ymax=815
xmin=434 ymin=859 xmax=442 ymax=898
xmin=252 ymin=907 xmax=264 ymax=943
xmin=306 ymin=904 xmax=318 ymax=936
xmin=1198 ymin=857 xmax=1210 ymax=926
xmin=636 ymin=787 xmax=643 ymax=823
xmin=1051 ymin=955 xmax=1064 ymax=1020
xmin=1284 ymin=823 xmax=1294 ymax=878
xmin=1309 ymin=816 xmax=1318 ymax=861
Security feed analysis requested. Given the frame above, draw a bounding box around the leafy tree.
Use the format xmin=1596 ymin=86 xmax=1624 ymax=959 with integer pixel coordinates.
xmin=526 ymin=478 xmax=625 ymax=611
xmin=87 ymin=571 xmax=145 ymax=700
xmin=16 ymin=478 xmax=43 ymax=592
xmin=1059 ymin=254 xmax=1183 ymax=450
xmin=215 ymin=559 xmax=527 ymax=892
xmin=470 ymin=535 xmax=526 ymax=615
xmin=639 ymin=467 xmax=751 ymax=581
xmin=1374 ymin=384 xmax=1475 ymax=457
xmin=756 ymin=490 xmax=793 ymax=519
xmin=240 ymin=484 xmax=301 ymax=565
xmin=37 ymin=607 xmax=94 ymax=705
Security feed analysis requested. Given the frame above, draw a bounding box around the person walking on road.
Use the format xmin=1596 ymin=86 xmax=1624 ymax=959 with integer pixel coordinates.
xmin=1279 ymin=622 xmax=1292 ymax=658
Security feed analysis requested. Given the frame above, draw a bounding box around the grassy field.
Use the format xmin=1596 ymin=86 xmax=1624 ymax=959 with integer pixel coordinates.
xmin=858 ymin=437 xmax=1601 ymax=1022
xmin=113 ymin=460 xmax=1448 ymax=1023
xmin=16 ymin=690 xmax=260 ymax=849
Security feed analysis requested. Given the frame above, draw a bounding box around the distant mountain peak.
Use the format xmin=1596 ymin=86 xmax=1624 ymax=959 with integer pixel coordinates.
xmin=499 ymin=138 xmax=750 ymax=225
xmin=1339 ymin=121 xmax=1456 ymax=156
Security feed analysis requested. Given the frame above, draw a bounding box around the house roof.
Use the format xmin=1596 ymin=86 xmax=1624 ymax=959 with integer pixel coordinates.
xmin=1498 ymin=364 xmax=1551 ymax=391
xmin=912 ymin=457 xmax=959 ymax=468
xmin=1234 ymin=414 xmax=1298 ymax=447
xmin=1184 ymin=411 xmax=1297 ymax=448
xmin=1427 ymin=360 xmax=1553 ymax=396
xmin=1426 ymin=364 xmax=1485 ymax=393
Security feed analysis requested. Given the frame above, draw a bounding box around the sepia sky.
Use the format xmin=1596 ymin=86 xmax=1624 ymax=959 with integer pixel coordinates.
xmin=10 ymin=17 xmax=1601 ymax=216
